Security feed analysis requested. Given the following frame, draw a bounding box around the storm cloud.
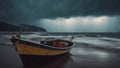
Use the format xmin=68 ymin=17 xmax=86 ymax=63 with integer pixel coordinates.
xmin=0 ymin=0 xmax=120 ymax=24
xmin=38 ymin=16 xmax=120 ymax=32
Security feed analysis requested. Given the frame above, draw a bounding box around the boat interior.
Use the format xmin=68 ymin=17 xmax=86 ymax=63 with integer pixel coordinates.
xmin=40 ymin=39 xmax=73 ymax=48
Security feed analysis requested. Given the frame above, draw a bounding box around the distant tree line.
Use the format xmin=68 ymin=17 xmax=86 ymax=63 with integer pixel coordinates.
xmin=0 ymin=21 xmax=47 ymax=32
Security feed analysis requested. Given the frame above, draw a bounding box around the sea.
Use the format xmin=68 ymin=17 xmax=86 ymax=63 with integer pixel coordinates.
xmin=0 ymin=32 xmax=120 ymax=68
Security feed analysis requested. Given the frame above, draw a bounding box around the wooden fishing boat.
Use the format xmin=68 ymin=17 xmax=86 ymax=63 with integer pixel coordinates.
xmin=10 ymin=33 xmax=73 ymax=63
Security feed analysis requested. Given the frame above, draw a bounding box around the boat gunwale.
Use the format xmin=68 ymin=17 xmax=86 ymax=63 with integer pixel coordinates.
xmin=18 ymin=39 xmax=74 ymax=50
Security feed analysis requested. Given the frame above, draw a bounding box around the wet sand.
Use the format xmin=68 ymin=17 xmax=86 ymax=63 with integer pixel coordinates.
xmin=0 ymin=44 xmax=120 ymax=68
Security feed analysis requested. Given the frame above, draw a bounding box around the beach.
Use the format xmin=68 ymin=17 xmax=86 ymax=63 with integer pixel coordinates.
xmin=0 ymin=32 xmax=120 ymax=68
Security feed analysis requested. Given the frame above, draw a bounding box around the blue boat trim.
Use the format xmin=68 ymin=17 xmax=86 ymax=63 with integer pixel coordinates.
xmin=18 ymin=39 xmax=73 ymax=50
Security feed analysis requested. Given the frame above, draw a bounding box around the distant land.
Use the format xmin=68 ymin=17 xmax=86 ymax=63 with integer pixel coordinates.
xmin=0 ymin=22 xmax=47 ymax=32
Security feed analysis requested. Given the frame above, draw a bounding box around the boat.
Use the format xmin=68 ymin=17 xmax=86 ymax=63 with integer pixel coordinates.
xmin=10 ymin=33 xmax=74 ymax=64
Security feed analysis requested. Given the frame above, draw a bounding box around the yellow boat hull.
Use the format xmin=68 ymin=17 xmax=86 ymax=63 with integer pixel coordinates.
xmin=15 ymin=41 xmax=69 ymax=56
xmin=13 ymin=39 xmax=72 ymax=56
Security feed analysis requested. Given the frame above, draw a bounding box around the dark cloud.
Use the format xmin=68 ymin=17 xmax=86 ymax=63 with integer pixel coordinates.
xmin=0 ymin=0 xmax=120 ymax=24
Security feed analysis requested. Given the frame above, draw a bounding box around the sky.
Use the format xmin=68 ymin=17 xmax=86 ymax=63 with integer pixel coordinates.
xmin=0 ymin=0 xmax=120 ymax=32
